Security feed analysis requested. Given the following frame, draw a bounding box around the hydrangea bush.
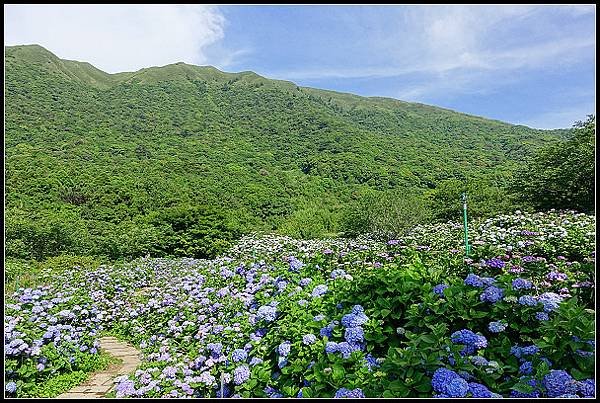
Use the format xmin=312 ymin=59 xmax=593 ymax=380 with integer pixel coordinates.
xmin=4 ymin=210 xmax=595 ymax=398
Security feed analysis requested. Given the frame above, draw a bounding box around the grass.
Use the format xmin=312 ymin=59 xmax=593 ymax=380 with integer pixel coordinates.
xmin=21 ymin=350 xmax=119 ymax=398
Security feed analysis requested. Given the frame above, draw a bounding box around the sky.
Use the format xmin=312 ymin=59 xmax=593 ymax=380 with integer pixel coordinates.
xmin=4 ymin=4 xmax=596 ymax=129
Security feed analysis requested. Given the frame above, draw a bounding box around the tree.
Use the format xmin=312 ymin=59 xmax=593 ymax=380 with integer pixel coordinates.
xmin=512 ymin=115 xmax=595 ymax=213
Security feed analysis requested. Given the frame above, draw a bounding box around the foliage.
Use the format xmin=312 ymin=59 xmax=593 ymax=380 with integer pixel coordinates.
xmin=512 ymin=115 xmax=595 ymax=214
xmin=4 ymin=44 xmax=573 ymax=260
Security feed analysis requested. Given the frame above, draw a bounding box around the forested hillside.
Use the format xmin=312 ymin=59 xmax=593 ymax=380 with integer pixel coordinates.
xmin=4 ymin=44 xmax=575 ymax=260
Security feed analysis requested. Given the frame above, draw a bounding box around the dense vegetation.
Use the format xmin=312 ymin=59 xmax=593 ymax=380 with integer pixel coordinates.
xmin=5 ymin=211 xmax=595 ymax=397
xmin=6 ymin=44 xmax=593 ymax=262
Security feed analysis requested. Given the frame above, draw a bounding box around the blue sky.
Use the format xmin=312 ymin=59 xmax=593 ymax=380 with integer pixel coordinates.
xmin=5 ymin=4 xmax=596 ymax=129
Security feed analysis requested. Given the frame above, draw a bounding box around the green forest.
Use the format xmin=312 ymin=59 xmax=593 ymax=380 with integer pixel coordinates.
xmin=4 ymin=44 xmax=595 ymax=261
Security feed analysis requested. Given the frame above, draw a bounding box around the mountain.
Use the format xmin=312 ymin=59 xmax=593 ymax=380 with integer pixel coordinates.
xmin=4 ymin=44 xmax=571 ymax=260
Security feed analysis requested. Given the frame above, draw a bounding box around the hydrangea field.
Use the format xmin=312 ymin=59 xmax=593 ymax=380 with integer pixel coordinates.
xmin=4 ymin=210 xmax=596 ymax=398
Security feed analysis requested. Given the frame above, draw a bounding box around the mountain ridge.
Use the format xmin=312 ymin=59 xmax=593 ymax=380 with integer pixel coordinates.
xmin=4 ymin=44 xmax=560 ymax=129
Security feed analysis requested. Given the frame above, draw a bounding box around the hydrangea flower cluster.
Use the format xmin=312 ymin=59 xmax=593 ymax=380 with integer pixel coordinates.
xmin=512 ymin=278 xmax=533 ymax=290
xmin=433 ymin=284 xmax=448 ymax=297
xmin=451 ymin=330 xmax=487 ymax=355
xmin=542 ymin=370 xmax=579 ymax=397
xmin=488 ymin=321 xmax=507 ymax=333
xmin=334 ymin=387 xmax=365 ymax=398
xmin=480 ymin=286 xmax=504 ymax=303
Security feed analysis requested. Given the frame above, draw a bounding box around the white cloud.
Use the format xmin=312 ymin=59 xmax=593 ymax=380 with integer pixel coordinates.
xmin=4 ymin=4 xmax=227 ymax=73
xmin=264 ymin=5 xmax=595 ymax=96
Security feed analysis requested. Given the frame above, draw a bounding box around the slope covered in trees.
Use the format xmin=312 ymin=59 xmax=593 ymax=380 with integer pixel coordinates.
xmin=5 ymin=44 xmax=577 ymax=260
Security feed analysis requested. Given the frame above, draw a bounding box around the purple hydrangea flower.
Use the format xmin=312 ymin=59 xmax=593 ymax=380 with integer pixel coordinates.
xmin=485 ymin=258 xmax=505 ymax=269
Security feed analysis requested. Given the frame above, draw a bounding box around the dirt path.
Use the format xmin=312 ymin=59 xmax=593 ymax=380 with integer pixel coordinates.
xmin=57 ymin=336 xmax=141 ymax=399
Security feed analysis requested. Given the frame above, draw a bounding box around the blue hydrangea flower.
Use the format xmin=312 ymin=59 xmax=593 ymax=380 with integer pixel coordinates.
xmin=313 ymin=314 xmax=325 ymax=322
xmin=320 ymin=323 xmax=335 ymax=338
xmin=538 ymin=292 xmax=563 ymax=312
xmin=446 ymin=376 xmax=469 ymax=397
xmin=464 ymin=274 xmax=484 ymax=288
xmin=451 ymin=330 xmax=487 ymax=355
xmin=521 ymin=345 xmax=540 ymax=356
xmin=578 ymin=379 xmax=595 ymax=398
xmin=311 ymin=285 xmax=328 ymax=298
xmin=5 ymin=381 xmax=17 ymax=394
xmin=231 ymin=349 xmax=247 ymax=363
xmin=432 ymin=368 xmax=462 ymax=395
xmin=542 ymin=370 xmax=579 ymax=397
xmin=336 ymin=342 xmax=354 ymax=359
xmin=299 ymin=278 xmax=312 ymax=287
xmin=289 ymin=257 xmax=304 ymax=271
xmin=264 ymin=386 xmax=283 ymax=398
xmin=519 ymin=361 xmax=533 ymax=375
xmin=535 ymin=312 xmax=549 ymax=321
xmin=364 ymin=354 xmax=380 ymax=371
xmin=344 ymin=327 xmax=364 ymax=344
xmin=302 ymin=334 xmax=317 ymax=345
xmin=325 ymin=342 xmax=338 ymax=354
xmin=207 ymin=343 xmax=223 ymax=355
xmin=341 ymin=312 xmax=368 ymax=328
xmin=512 ymin=278 xmax=533 ymax=290
xmin=433 ymin=284 xmax=449 ymax=297
xmin=330 ymin=269 xmax=347 ymax=279
xmin=278 ymin=341 xmax=291 ymax=357
xmin=480 ymin=286 xmax=504 ymax=303
xmin=488 ymin=321 xmax=507 ymax=333
xmin=334 ymin=388 xmax=365 ymax=398
xmin=518 ymin=295 xmax=538 ymax=306
xmin=468 ymin=382 xmax=492 ymax=398
xmin=257 ymin=305 xmax=277 ymax=322
xmin=233 ymin=364 xmax=250 ymax=385
xmin=351 ymin=305 xmax=364 ymax=315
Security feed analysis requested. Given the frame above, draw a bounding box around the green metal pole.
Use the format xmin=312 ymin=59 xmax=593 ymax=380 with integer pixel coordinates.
xmin=462 ymin=192 xmax=471 ymax=257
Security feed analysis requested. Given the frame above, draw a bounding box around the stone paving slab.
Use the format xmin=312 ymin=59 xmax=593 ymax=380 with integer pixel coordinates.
xmin=57 ymin=336 xmax=141 ymax=399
